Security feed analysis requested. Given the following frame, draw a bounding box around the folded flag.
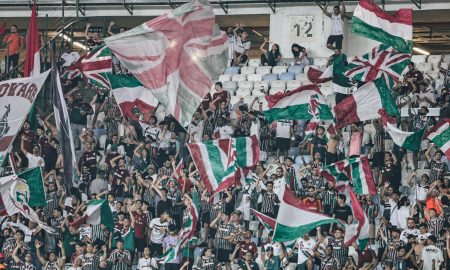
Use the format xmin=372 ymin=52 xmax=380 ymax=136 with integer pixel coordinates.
xmin=273 ymin=188 xmax=340 ymax=242
xmin=345 ymin=44 xmax=410 ymax=87
xmin=105 ymin=0 xmax=228 ymax=127
xmin=321 ymin=156 xmax=376 ymax=195
xmin=427 ymin=119 xmax=450 ymax=159
xmin=107 ymin=73 xmax=159 ymax=124
xmin=352 ymin=0 xmax=413 ymax=53
xmin=334 ymin=78 xmax=398 ymax=129
xmin=379 ymin=111 xmax=425 ymax=152
xmin=17 ymin=167 xmax=45 ymax=207
xmin=344 ymin=185 xmax=370 ymax=248
xmin=70 ymin=199 xmax=114 ymax=230
xmin=265 ymin=84 xmax=334 ymax=123
xmin=251 ymin=208 xmax=276 ymax=232
xmin=307 ymin=66 xmax=332 ymax=84
xmin=81 ymin=44 xmax=112 ymax=89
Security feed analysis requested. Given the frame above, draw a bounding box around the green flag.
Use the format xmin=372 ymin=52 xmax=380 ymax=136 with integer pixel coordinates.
xmin=332 ymin=54 xmax=353 ymax=87
xmin=17 ymin=167 xmax=46 ymax=207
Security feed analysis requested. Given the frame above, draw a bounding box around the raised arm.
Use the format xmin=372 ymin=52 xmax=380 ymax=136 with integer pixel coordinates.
xmin=259 ymin=38 xmax=268 ymax=54
xmin=425 ymin=144 xmax=434 ymax=162
xmin=35 ymin=242 xmax=47 ymax=266
xmin=84 ymin=23 xmax=91 ymax=40
xmin=20 ymin=135 xmax=29 ymax=156
xmin=107 ymin=21 xmax=115 ymax=36
xmin=323 ymin=1 xmax=332 ymax=17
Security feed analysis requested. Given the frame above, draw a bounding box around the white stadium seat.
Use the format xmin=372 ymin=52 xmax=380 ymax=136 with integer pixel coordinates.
xmin=253 ymin=81 xmax=269 ymax=92
xmin=270 ymin=80 xmax=286 ymax=93
xmin=252 ymin=89 xmax=266 ymax=97
xmin=443 ymin=55 xmax=450 ymax=63
xmin=256 ymin=66 xmax=272 ymax=75
xmin=272 ymin=66 xmax=288 ymax=74
xmin=238 ymin=81 xmax=253 ymax=91
xmin=232 ymin=74 xmax=247 ymax=82
xmin=417 ymin=62 xmax=433 ymax=73
xmin=236 ymin=89 xmax=252 ymax=97
xmin=247 ymin=73 xmax=263 ymax=82
xmin=248 ymin=58 xmax=261 ymax=67
xmin=240 ymin=66 xmax=256 ymax=75
xmin=224 ymin=66 xmax=240 ymax=75
xmin=287 ymin=65 xmax=304 ymax=74
xmin=411 ymin=55 xmax=427 ymax=64
xmin=286 ymin=80 xmax=302 ymax=91
xmin=218 ymin=74 xmax=231 ymax=82
xmin=313 ymin=57 xmax=328 ymax=66
xmin=222 ymin=81 xmax=238 ymax=92
xmin=427 ymin=55 xmax=442 ymax=65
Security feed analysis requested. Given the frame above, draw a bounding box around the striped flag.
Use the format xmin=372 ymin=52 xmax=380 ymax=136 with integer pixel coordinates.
xmin=187 ymin=135 xmax=259 ymax=197
xmin=107 ymin=73 xmax=159 ymax=124
xmin=104 ymin=0 xmax=228 ymax=127
xmin=251 ymin=209 xmax=275 ymax=232
xmin=333 ymin=78 xmax=399 ymax=129
xmin=307 ymin=66 xmax=332 ymax=84
xmin=60 ymin=55 xmax=85 ymax=81
xmin=344 ymin=44 xmax=410 ymax=87
xmin=81 ymin=45 xmax=112 ymax=89
xmin=264 ymin=84 xmax=334 ymax=123
xmin=70 ymin=199 xmax=114 ymax=231
xmin=179 ymin=189 xmax=200 ymax=247
xmin=24 ymin=0 xmax=40 ymax=77
xmin=344 ymin=186 xmax=370 ymax=248
xmin=352 ymin=0 xmax=413 ymax=53
xmin=51 ymin=50 xmax=77 ymax=189
xmin=273 ymin=188 xmax=340 ymax=242
xmin=427 ymin=119 xmax=450 ymax=159
xmin=320 ymin=156 xmax=376 ymax=195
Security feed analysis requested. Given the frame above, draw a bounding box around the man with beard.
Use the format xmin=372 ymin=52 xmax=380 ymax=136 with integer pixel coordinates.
xmin=400 ymin=218 xmax=420 ymax=243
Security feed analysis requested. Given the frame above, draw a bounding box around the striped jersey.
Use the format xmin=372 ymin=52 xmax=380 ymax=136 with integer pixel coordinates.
xmin=80 ymin=253 xmax=100 ymax=270
xmin=215 ymin=223 xmax=234 ymax=250
xmin=109 ymin=249 xmax=131 ymax=270
xmin=260 ymin=191 xmax=279 ymax=216
xmin=427 ymin=216 xmax=445 ymax=238
xmin=327 ymin=237 xmax=348 ymax=267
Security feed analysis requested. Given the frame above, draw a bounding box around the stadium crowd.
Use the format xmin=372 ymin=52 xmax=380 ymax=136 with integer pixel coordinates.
xmin=1 ymin=2 xmax=450 ymax=270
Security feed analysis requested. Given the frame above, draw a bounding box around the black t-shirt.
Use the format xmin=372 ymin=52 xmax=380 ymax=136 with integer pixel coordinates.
xmin=333 ymin=204 xmax=352 ymax=223
xmin=69 ymin=101 xmax=93 ymax=125
xmin=79 ymin=150 xmax=101 ymax=168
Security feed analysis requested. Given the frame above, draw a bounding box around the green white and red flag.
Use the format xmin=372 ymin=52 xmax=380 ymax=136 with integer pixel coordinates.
xmin=427 ymin=119 xmax=450 ymax=159
xmin=24 ymin=0 xmax=40 ymax=77
xmin=352 ymin=0 xmax=413 ymax=53
xmin=344 ymin=185 xmax=370 ymax=248
xmin=251 ymin=208 xmax=276 ymax=232
xmin=104 ymin=0 xmax=228 ymax=127
xmin=81 ymin=44 xmax=112 ymax=89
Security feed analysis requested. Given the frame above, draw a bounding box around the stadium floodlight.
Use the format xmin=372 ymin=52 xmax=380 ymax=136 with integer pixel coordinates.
xmin=413 ymin=47 xmax=430 ymax=55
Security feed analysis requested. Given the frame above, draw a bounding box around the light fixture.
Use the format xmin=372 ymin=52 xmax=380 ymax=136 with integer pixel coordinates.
xmin=413 ymin=47 xmax=430 ymax=55
xmin=58 ymin=33 xmax=88 ymax=51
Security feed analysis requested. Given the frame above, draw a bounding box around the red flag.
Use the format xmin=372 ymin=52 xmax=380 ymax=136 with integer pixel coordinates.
xmin=24 ymin=0 xmax=40 ymax=77
xmin=0 ymin=20 xmax=6 ymax=36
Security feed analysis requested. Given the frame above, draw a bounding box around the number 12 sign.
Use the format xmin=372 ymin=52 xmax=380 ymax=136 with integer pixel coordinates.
xmin=289 ymin=16 xmax=317 ymax=43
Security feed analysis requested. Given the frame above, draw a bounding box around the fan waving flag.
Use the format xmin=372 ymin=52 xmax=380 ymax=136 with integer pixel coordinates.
xmin=352 ymin=0 xmax=413 ymax=53
xmin=273 ymin=188 xmax=340 ymax=242
xmin=427 ymin=119 xmax=450 ymax=159
xmin=264 ymin=84 xmax=334 ymax=123
xmin=107 ymin=73 xmax=159 ymax=124
xmin=251 ymin=209 xmax=276 ymax=232
xmin=334 ymin=78 xmax=398 ymax=129
xmin=81 ymin=45 xmax=112 ymax=89
xmin=104 ymin=0 xmax=228 ymax=127
xmin=24 ymin=0 xmax=40 ymax=77
xmin=345 ymin=44 xmax=410 ymax=87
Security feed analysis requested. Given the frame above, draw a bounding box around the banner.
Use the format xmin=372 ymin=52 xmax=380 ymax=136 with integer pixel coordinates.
xmin=0 ymin=70 xmax=51 ymax=165
xmin=17 ymin=167 xmax=45 ymax=207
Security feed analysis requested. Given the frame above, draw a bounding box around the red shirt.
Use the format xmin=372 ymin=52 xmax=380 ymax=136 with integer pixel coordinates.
xmin=239 ymin=240 xmax=258 ymax=258
xmin=132 ymin=211 xmax=147 ymax=239
xmin=302 ymin=198 xmax=322 ymax=212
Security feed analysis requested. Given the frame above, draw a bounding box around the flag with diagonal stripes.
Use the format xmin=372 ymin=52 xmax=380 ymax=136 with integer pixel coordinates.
xmin=81 ymin=45 xmax=112 ymax=89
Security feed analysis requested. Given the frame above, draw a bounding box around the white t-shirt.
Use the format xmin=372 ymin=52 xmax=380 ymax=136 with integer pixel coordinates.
xmin=421 ymin=244 xmax=443 ymax=270
xmin=26 ymin=153 xmax=45 ymax=169
xmin=297 ymin=238 xmax=316 ymax=264
xmin=400 ymin=228 xmax=419 ymax=243
xmin=149 ymin=218 xmax=168 ymax=244
xmin=234 ymin=36 xmax=251 ymax=54
xmin=215 ymin=125 xmax=233 ymax=139
xmin=330 ymin=13 xmax=343 ymax=36
xmin=389 ymin=198 xmax=399 ymax=227
xmin=137 ymin=257 xmax=158 ymax=269
xmin=276 ymin=121 xmax=292 ymax=138
xmin=416 ymin=183 xmax=429 ymax=201
xmin=144 ymin=125 xmax=161 ymax=140
xmin=188 ymin=120 xmax=204 ymax=143
xmin=61 ymin=51 xmax=80 ymax=67
xmin=273 ymin=177 xmax=285 ymax=198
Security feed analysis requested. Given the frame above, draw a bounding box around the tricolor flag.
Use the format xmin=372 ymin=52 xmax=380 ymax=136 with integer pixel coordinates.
xmin=427 ymin=119 xmax=450 ymax=159
xmin=321 ymin=156 xmax=376 ymax=195
xmin=105 ymin=0 xmax=228 ymax=127
xmin=17 ymin=167 xmax=46 ymax=207
xmin=24 ymin=0 xmax=40 ymax=77
xmin=188 ymin=136 xmax=259 ymax=198
xmin=332 ymin=54 xmax=353 ymax=87
xmin=344 ymin=44 xmax=410 ymax=87
xmin=251 ymin=208 xmax=276 ymax=232
xmin=379 ymin=110 xmax=425 ymax=152
xmin=70 ymin=199 xmax=114 ymax=230
xmin=273 ymin=188 xmax=340 ymax=242
xmin=51 ymin=50 xmax=77 ymax=189
xmin=307 ymin=66 xmax=332 ymax=84
xmin=333 ymin=78 xmax=398 ymax=129
xmin=107 ymin=73 xmax=159 ymax=124
xmin=81 ymin=45 xmax=112 ymax=89
xmin=264 ymin=84 xmax=334 ymax=123
xmin=179 ymin=189 xmax=200 ymax=247
xmin=60 ymin=54 xmax=85 ymax=81
xmin=344 ymin=186 xmax=370 ymax=248
xmin=352 ymin=0 xmax=413 ymax=53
